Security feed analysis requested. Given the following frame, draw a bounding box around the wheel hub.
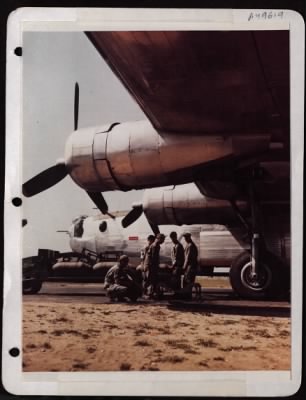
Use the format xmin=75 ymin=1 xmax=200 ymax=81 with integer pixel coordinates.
xmin=241 ymin=261 xmax=272 ymax=291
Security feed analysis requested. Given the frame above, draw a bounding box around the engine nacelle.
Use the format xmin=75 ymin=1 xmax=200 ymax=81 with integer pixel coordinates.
xmin=142 ymin=183 xmax=249 ymax=226
xmin=64 ymin=120 xmax=270 ymax=192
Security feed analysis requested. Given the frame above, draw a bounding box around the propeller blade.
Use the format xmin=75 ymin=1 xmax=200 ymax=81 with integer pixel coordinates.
xmin=74 ymin=82 xmax=79 ymax=131
xmin=121 ymin=204 xmax=143 ymax=228
xmin=149 ymin=222 xmax=160 ymax=236
xmin=87 ymin=191 xmax=108 ymax=214
xmin=22 ymin=162 xmax=68 ymax=197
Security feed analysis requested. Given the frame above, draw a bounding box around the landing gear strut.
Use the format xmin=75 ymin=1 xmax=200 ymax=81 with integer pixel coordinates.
xmin=229 ymin=175 xmax=288 ymax=299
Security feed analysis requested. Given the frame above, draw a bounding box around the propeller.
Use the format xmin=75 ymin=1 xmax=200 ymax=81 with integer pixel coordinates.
xmin=121 ymin=203 xmax=143 ymax=228
xmin=74 ymin=82 xmax=79 ymax=131
xmin=22 ymin=161 xmax=68 ymax=197
xmin=148 ymin=221 xmax=160 ymax=236
xmin=22 ymin=82 xmax=110 ymax=216
xmin=122 ymin=202 xmax=159 ymax=235
xmin=86 ymin=191 xmax=114 ymax=218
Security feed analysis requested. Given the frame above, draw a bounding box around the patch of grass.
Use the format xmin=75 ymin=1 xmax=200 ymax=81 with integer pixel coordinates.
xmin=198 ymin=360 xmax=209 ymax=367
xmin=120 ymin=362 xmax=131 ymax=371
xmin=42 ymin=342 xmax=52 ymax=350
xmin=134 ymin=339 xmax=151 ymax=347
xmin=165 ymin=339 xmax=195 ymax=353
xmin=253 ymin=330 xmax=273 ymax=338
xmin=196 ymin=338 xmax=218 ymax=348
xmin=159 ymin=355 xmax=185 ymax=363
xmin=86 ymin=328 xmax=101 ymax=334
xmin=213 ymin=356 xmax=225 ymax=361
xmin=51 ymin=329 xmax=86 ymax=337
xmin=54 ymin=316 xmax=70 ymax=323
xmin=174 ymin=322 xmax=191 ymax=328
xmin=104 ymin=324 xmax=118 ymax=329
xmin=184 ymin=348 xmax=198 ymax=355
xmin=139 ymin=322 xmax=155 ymax=330
xmin=86 ymin=346 xmax=97 ymax=354
xmin=179 ymin=342 xmax=192 ymax=351
xmin=219 ymin=346 xmax=243 ymax=352
xmin=78 ymin=308 xmax=95 ymax=315
xmin=26 ymin=343 xmax=37 ymax=349
xmin=51 ymin=329 xmax=65 ymax=336
xmin=101 ymin=311 xmax=111 ymax=315
xmin=82 ymin=334 xmax=90 ymax=339
xmin=134 ymin=328 xmax=146 ymax=335
xmin=242 ymin=334 xmax=254 ymax=340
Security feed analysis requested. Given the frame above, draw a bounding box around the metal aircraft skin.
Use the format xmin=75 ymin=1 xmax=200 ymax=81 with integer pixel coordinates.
xmin=68 ymin=207 xmax=248 ymax=270
xmin=23 ymin=31 xmax=290 ymax=299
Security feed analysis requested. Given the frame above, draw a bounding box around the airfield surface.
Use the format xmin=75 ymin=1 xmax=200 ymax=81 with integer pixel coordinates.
xmin=23 ymin=279 xmax=291 ymax=372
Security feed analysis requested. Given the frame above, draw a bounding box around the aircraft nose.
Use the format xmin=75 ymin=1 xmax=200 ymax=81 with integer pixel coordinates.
xmin=68 ymin=224 xmax=74 ymax=238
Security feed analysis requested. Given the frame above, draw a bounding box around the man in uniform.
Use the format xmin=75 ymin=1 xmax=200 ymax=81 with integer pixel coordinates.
xmin=146 ymin=233 xmax=166 ymax=297
xmin=182 ymin=232 xmax=198 ymax=296
xmin=140 ymin=234 xmax=155 ymax=294
xmin=169 ymin=231 xmax=185 ymax=290
xmin=104 ymin=255 xmax=141 ymax=301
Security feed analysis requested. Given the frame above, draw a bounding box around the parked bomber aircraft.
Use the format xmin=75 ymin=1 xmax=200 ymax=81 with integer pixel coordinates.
xmin=65 ymin=182 xmax=289 ymax=299
xmin=69 ymin=205 xmax=247 ymax=275
xmin=23 ymin=31 xmax=290 ymax=299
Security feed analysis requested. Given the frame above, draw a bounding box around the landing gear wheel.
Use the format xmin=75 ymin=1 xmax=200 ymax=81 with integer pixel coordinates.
xmin=23 ymin=278 xmax=43 ymax=294
xmin=229 ymin=251 xmax=287 ymax=300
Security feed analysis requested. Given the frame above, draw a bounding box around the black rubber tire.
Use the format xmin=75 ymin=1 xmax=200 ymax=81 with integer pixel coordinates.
xmin=229 ymin=251 xmax=289 ymax=300
xmin=23 ymin=278 xmax=43 ymax=294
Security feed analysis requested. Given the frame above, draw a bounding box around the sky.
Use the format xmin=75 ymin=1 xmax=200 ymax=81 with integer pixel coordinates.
xmin=22 ymin=32 xmax=146 ymax=256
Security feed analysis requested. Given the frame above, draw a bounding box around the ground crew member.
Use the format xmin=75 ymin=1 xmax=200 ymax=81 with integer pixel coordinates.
xmin=182 ymin=232 xmax=198 ymax=296
xmin=169 ymin=231 xmax=185 ymax=290
xmin=140 ymin=234 xmax=155 ymax=293
xmin=104 ymin=255 xmax=141 ymax=301
xmin=146 ymin=233 xmax=166 ymax=297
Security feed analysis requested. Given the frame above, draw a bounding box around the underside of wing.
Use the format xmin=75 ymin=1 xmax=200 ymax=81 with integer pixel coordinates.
xmin=86 ymin=30 xmax=289 ymax=142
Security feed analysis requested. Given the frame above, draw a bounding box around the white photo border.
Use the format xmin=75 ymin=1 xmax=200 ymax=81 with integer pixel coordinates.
xmin=3 ymin=7 xmax=304 ymax=396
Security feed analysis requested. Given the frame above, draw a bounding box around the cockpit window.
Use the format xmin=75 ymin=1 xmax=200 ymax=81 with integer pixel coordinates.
xmin=99 ymin=221 xmax=107 ymax=232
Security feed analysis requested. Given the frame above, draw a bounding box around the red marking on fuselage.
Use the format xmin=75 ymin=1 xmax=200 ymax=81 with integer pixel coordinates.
xmin=128 ymin=236 xmax=139 ymax=240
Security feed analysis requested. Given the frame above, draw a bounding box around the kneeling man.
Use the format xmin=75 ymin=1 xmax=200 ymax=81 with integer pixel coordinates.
xmin=104 ymin=255 xmax=141 ymax=301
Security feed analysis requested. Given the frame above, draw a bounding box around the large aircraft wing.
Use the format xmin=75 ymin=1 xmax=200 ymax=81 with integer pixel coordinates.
xmin=86 ymin=31 xmax=289 ymax=142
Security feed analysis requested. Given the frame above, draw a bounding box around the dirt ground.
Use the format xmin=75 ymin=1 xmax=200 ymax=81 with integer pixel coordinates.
xmin=23 ymin=296 xmax=290 ymax=372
